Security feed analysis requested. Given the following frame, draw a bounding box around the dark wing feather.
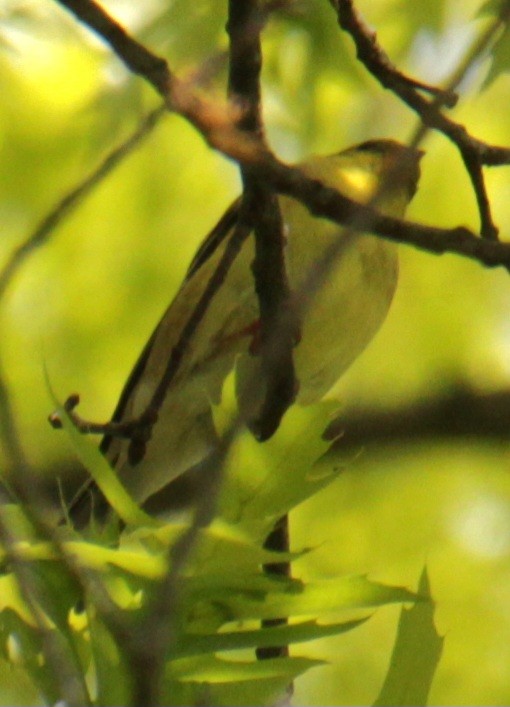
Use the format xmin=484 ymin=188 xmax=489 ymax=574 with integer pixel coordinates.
xmin=185 ymin=197 xmax=241 ymax=281
xmin=66 ymin=198 xmax=241 ymax=525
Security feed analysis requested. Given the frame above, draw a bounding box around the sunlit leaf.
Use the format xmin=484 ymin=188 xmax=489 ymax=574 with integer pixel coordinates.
xmin=45 ymin=371 xmax=156 ymax=528
xmin=212 ymin=575 xmax=419 ymax=623
xmin=164 ymin=654 xmax=323 ymax=707
xmin=176 ymin=616 xmax=367 ymax=658
xmin=1 ymin=608 xmax=61 ymax=705
xmin=215 ymin=372 xmax=343 ymax=540
xmin=373 ymin=568 xmax=444 ymax=707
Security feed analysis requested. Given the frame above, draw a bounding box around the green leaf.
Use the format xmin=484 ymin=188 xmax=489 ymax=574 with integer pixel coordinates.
xmin=168 ymin=653 xmax=323 ymax=683
xmin=393 ymin=0 xmax=447 ymax=33
xmin=0 ymin=574 xmax=37 ymax=627
xmin=29 ymin=561 xmax=82 ymax=631
xmin=45 ymin=371 xmax=156 ymax=528
xmin=209 ymin=575 xmax=419 ymax=623
xmin=215 ymin=372 xmax=343 ymax=540
xmin=176 ymin=616 xmax=367 ymax=658
xmin=373 ymin=568 xmax=444 ymax=707
xmin=0 ymin=608 xmax=60 ymax=704
xmin=482 ymin=21 xmax=510 ymax=88
xmin=89 ymin=614 xmax=131 ymax=706
xmin=129 ymin=519 xmax=288 ymax=577
xmin=164 ymin=654 xmax=323 ymax=707
xmin=141 ymin=0 xmax=227 ymax=69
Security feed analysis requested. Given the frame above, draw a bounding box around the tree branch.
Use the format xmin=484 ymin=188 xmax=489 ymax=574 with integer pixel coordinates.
xmin=0 ymin=105 xmax=165 ymax=300
xmin=228 ymin=0 xmax=294 ymax=675
xmin=333 ymin=0 xmax=510 ymax=240
xmin=325 ymin=385 xmax=510 ymax=450
xmin=227 ymin=0 xmax=298 ymax=440
xmin=54 ymin=0 xmax=265 ymax=165
xmin=253 ymin=155 xmax=510 ymax=269
xmin=52 ymin=0 xmax=510 ymax=272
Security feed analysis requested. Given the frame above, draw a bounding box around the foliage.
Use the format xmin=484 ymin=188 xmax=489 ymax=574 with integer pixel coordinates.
xmin=0 ymin=382 xmax=423 ymax=705
xmin=0 ymin=0 xmax=510 ymax=705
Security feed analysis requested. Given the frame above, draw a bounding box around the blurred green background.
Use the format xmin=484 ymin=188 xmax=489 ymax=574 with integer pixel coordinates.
xmin=1 ymin=0 xmax=510 ymax=704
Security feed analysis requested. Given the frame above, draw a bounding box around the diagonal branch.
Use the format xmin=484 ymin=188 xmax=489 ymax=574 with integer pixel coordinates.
xmin=0 ymin=105 xmax=165 ymax=301
xmin=53 ymin=0 xmax=510 ymax=271
xmin=57 ymin=0 xmax=171 ymax=93
xmin=333 ymin=0 xmax=510 ymax=240
xmin=55 ymin=0 xmax=265 ymax=164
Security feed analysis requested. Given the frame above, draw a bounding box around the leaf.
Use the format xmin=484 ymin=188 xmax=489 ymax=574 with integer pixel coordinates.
xmin=176 ymin=616 xmax=368 ymax=658
xmin=164 ymin=654 xmax=323 ymax=707
xmin=373 ymin=568 xmax=444 ymax=707
xmin=477 ymin=0 xmax=509 ymax=16
xmin=482 ymin=21 xmax=510 ymax=88
xmin=393 ymin=0 xmax=447 ymax=34
xmin=44 ymin=371 xmax=156 ymax=528
xmin=89 ymin=614 xmax=131 ymax=706
xmin=476 ymin=0 xmax=510 ymax=88
xmin=0 ymin=574 xmax=37 ymax=627
xmin=210 ymin=575 xmax=419 ymax=623
xmin=129 ymin=519 xmax=289 ymax=577
xmin=168 ymin=653 xmax=323 ymax=683
xmin=215 ymin=372 xmax=344 ymax=541
xmin=0 ymin=608 xmax=60 ymax=704
xmin=141 ymin=0 xmax=227 ymax=68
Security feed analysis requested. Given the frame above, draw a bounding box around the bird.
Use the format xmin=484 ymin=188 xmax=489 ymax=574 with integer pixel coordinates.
xmin=65 ymin=139 xmax=423 ymax=528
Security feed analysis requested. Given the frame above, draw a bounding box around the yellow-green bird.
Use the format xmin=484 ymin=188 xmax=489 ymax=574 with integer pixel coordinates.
xmin=68 ymin=139 xmax=422 ymax=527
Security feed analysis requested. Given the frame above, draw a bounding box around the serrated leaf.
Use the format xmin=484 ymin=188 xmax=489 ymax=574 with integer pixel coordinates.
xmin=373 ymin=568 xmax=444 ymax=707
xmin=214 ymin=372 xmax=343 ymax=540
xmin=214 ymin=575 xmax=419 ymax=623
xmin=130 ymin=519 xmax=288 ymax=573
xmin=176 ymin=616 xmax=367 ymax=658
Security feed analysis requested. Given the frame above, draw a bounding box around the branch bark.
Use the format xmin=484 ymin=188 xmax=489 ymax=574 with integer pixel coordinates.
xmin=333 ymin=0 xmax=510 ymax=240
xmin=53 ymin=0 xmax=510 ymax=271
xmin=325 ymin=385 xmax=510 ymax=450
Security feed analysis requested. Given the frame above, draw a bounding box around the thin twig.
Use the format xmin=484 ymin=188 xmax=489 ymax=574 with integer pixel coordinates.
xmin=53 ymin=0 xmax=510 ymax=269
xmin=0 ymin=105 xmax=165 ymax=301
xmin=333 ymin=0 xmax=510 ymax=239
xmin=127 ymin=430 xmax=236 ymax=707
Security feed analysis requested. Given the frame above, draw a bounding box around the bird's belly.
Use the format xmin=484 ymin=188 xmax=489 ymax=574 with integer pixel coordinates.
xmin=291 ymin=232 xmax=398 ymax=403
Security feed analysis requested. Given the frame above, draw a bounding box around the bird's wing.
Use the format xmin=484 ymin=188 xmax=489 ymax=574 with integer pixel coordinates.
xmin=67 ymin=200 xmax=257 ymax=525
